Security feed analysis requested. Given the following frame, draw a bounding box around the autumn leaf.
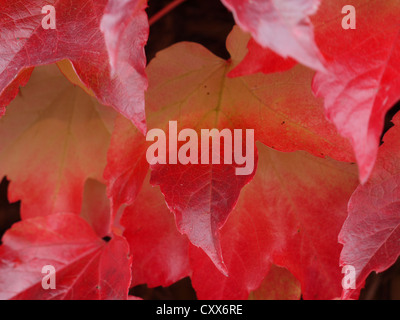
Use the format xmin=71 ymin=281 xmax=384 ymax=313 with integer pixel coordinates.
xmin=311 ymin=0 xmax=400 ymax=183
xmin=106 ymin=26 xmax=352 ymax=276
xmin=0 ymin=0 xmax=148 ymax=132
xmin=105 ymin=26 xmax=357 ymax=297
xmin=150 ymin=142 xmax=258 ymax=275
xmin=104 ymin=115 xmax=149 ymax=217
xmin=339 ymin=112 xmax=400 ymax=299
xmin=141 ymin=26 xmax=354 ymax=166
xmin=0 ymin=64 xmax=116 ymax=220
xmin=121 ymin=173 xmax=191 ymax=288
xmin=228 ymin=1 xmax=400 ymax=183
xmin=104 ymin=118 xmax=190 ymax=287
xmin=189 ymin=142 xmax=358 ymax=300
xmin=1 ymin=0 xmax=393 ymax=301
xmin=101 ymin=0 xmax=148 ymax=72
xmin=221 ymin=0 xmax=325 ymax=71
xmin=229 ymin=37 xmax=298 ymax=77
xmin=145 ymin=26 xmax=353 ymax=270
xmin=0 ymin=213 xmax=131 ymax=300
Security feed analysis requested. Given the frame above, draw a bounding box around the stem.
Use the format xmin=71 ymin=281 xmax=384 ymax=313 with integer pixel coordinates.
xmin=149 ymin=0 xmax=187 ymax=26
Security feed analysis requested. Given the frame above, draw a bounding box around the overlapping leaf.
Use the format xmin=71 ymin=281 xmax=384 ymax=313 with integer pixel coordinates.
xmin=189 ymin=143 xmax=358 ymax=300
xmin=0 ymin=0 xmax=148 ymax=132
xmin=229 ymin=0 xmax=400 ymax=183
xmin=221 ymin=0 xmax=325 ymax=71
xmin=0 ymin=64 xmax=116 ymax=219
xmin=312 ymin=0 xmax=400 ymax=182
xmin=339 ymin=113 xmax=400 ymax=299
xmin=1 ymin=0 xmax=393 ymax=300
xmin=144 ymin=28 xmax=353 ymax=273
xmin=150 ymin=142 xmax=257 ymax=275
xmin=229 ymin=38 xmax=297 ymax=77
xmin=105 ymin=26 xmax=357 ymax=297
xmin=0 ymin=213 xmax=131 ymax=300
xmin=104 ymin=115 xmax=149 ymax=216
xmin=121 ymin=173 xmax=191 ymax=288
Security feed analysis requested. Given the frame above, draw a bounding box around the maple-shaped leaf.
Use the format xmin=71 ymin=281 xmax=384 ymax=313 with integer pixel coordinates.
xmin=248 ymin=265 xmax=301 ymax=300
xmin=150 ymin=141 xmax=258 ymax=275
xmin=0 ymin=64 xmax=116 ymax=219
xmin=0 ymin=0 xmax=148 ymax=132
xmin=106 ymin=26 xmax=354 ymax=277
xmin=121 ymin=173 xmax=190 ymax=288
xmin=0 ymin=213 xmax=131 ymax=300
xmin=339 ymin=112 xmax=400 ymax=299
xmin=189 ymin=143 xmax=358 ymax=299
xmin=221 ymin=0 xmax=325 ymax=71
xmin=311 ymin=0 xmax=400 ymax=182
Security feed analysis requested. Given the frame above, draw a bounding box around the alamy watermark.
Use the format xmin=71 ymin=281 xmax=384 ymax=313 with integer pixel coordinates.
xmin=41 ymin=5 xmax=56 ymax=30
xmin=41 ymin=265 xmax=56 ymax=290
xmin=146 ymin=121 xmax=255 ymax=176
xmin=39 ymin=4 xmax=356 ymax=31
xmin=342 ymin=5 xmax=356 ymax=30
xmin=341 ymin=265 xmax=356 ymax=290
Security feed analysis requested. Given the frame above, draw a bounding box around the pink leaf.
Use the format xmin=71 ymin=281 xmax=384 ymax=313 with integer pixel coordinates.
xmin=0 ymin=0 xmax=148 ymax=132
xmin=339 ymin=112 xmax=400 ymax=299
xmin=221 ymin=0 xmax=325 ymax=71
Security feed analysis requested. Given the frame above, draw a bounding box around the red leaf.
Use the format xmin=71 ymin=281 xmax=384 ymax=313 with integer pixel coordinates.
xmin=221 ymin=0 xmax=325 ymax=71
xmin=0 ymin=213 xmax=131 ymax=300
xmin=105 ymin=26 xmax=355 ymax=280
xmin=150 ymin=144 xmax=258 ymax=275
xmin=228 ymin=1 xmax=400 ymax=183
xmin=312 ymin=0 xmax=400 ymax=182
xmin=190 ymin=143 xmax=358 ymax=299
xmin=0 ymin=0 xmax=148 ymax=132
xmin=229 ymin=38 xmax=297 ymax=77
xmin=223 ymin=28 xmax=354 ymax=162
xmin=121 ymin=173 xmax=190 ymax=288
xmin=145 ymin=28 xmax=353 ymax=273
xmin=339 ymin=113 xmax=400 ymax=299
xmin=101 ymin=0 xmax=148 ymax=72
xmin=104 ymin=115 xmax=149 ymax=216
